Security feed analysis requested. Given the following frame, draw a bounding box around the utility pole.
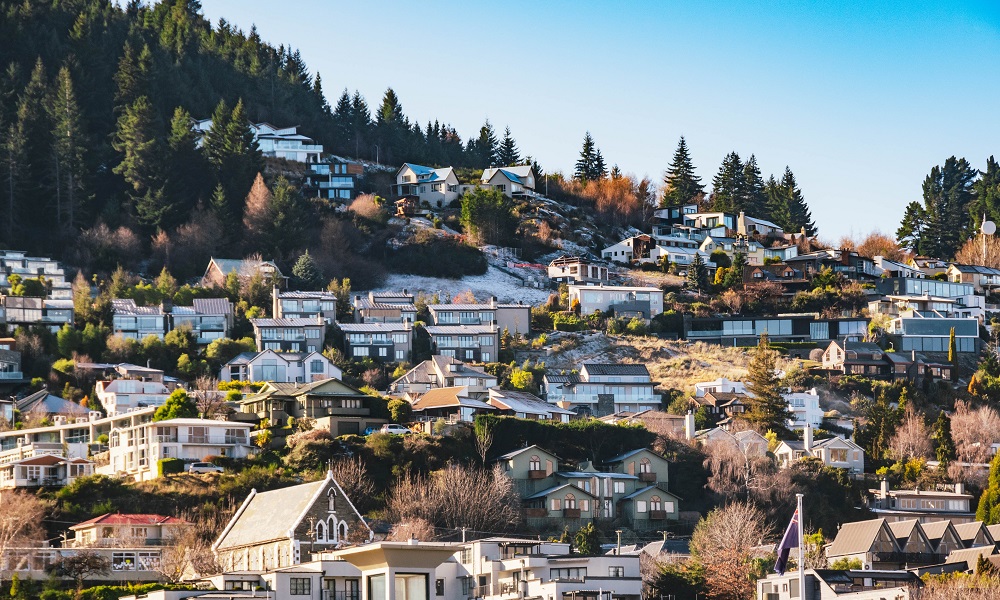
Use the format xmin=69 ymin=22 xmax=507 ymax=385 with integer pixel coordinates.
xmin=615 ymin=530 xmax=622 ymax=556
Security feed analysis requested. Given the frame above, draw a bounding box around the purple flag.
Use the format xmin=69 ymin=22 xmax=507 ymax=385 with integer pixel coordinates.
xmin=774 ymin=508 xmax=799 ymax=575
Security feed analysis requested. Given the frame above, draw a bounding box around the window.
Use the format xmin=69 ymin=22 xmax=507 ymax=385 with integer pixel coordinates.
xmin=613 ymin=481 xmax=625 ymax=494
xmin=636 ymin=500 xmax=647 ymax=513
xmin=290 ymin=577 xmax=311 ymax=595
xmin=306 ymin=329 xmax=320 ymax=339
xmin=564 ymin=493 xmax=576 ymax=509
xmin=550 ymin=568 xmax=586 ymax=580
xmin=353 ymin=347 xmax=369 ymax=357
xmin=137 ymin=551 xmax=159 ymax=571
xmin=550 ymin=498 xmax=561 ymax=511
xmin=112 ymin=552 xmax=136 ymax=571
xmin=460 ymin=577 xmax=474 ymax=596
xmin=379 ymin=347 xmax=388 ymax=357
xmin=435 ymin=579 xmax=445 ymax=596
xmin=460 ymin=547 xmax=473 ymax=563
xmin=639 ymin=458 xmax=651 ymax=473
xmin=310 ymin=360 xmax=325 ymax=374
xmin=650 ymin=496 xmax=662 ymax=511
xmin=396 ymin=350 xmax=405 ymax=360
xmin=830 ymin=449 xmax=848 ymax=462
xmin=608 ymin=566 xmax=625 ymax=577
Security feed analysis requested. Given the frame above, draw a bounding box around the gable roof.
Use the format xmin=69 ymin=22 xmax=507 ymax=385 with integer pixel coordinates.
xmin=887 ymin=520 xmax=924 ymax=547
xmin=410 ymin=386 xmax=493 ymax=411
xmin=827 ymin=518 xmax=892 ymax=557
xmin=525 ymin=483 xmax=598 ymax=500
xmin=71 ymin=513 xmax=188 ymax=530
xmin=953 ymin=521 xmax=993 ymax=545
xmin=244 ymin=378 xmax=366 ymax=403
xmin=16 ymin=390 xmax=90 ymax=416
xmin=208 ymin=257 xmax=283 ymax=279
xmin=622 ymin=485 xmax=681 ymax=501
xmin=497 ymin=444 xmax=559 ymax=462
xmin=488 ymin=389 xmax=573 ymax=416
xmin=604 ymin=448 xmax=666 ymax=464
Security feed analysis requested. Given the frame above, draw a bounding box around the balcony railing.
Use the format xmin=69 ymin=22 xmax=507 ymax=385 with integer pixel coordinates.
xmin=0 ymin=371 xmax=23 ymax=379
xmin=871 ymin=551 xmax=944 ymax=564
xmin=638 ymin=472 xmax=657 ymax=483
xmin=528 ymin=469 xmax=547 ymax=480
xmin=649 ymin=510 xmax=667 ymax=520
xmin=563 ymin=508 xmax=581 ymax=518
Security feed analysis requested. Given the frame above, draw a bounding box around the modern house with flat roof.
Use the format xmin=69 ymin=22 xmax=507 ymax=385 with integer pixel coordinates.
xmin=567 ymin=284 xmax=664 ymax=320
xmin=542 ymin=363 xmax=659 ymax=417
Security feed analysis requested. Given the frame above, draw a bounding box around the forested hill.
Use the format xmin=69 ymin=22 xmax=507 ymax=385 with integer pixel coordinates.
xmin=0 ymin=0 xmax=511 ymax=255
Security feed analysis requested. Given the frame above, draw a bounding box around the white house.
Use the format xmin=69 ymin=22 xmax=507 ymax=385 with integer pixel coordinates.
xmin=194 ymin=120 xmax=323 ymax=163
xmin=542 ymin=363 xmax=659 ymax=417
xmin=547 ymin=256 xmax=609 ymax=284
xmin=220 ymin=349 xmax=342 ymax=384
xmin=693 ymin=377 xmax=747 ymax=397
xmin=392 ymin=163 xmax=461 ymax=207
xmin=567 ymin=284 xmax=664 ymax=320
xmin=773 ymin=424 xmax=865 ymax=476
xmin=480 ymin=165 xmax=536 ymax=197
xmin=100 ymin=418 xmax=254 ymax=481
xmin=95 ymin=379 xmax=170 ymax=416
xmin=785 ymin=388 xmax=823 ymax=430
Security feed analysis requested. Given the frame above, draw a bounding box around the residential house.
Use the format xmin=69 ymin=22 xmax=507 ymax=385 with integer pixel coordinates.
xmin=480 ymin=165 xmax=536 ymax=197
xmin=251 ymin=316 xmax=327 ymax=353
xmin=773 ymin=424 xmax=865 ymax=476
xmin=0 ymin=250 xmax=71 ymax=298
xmin=272 ymin=288 xmax=337 ymax=323
xmin=0 ymin=454 xmax=93 ymax=489
xmin=407 ymin=386 xmax=496 ymax=423
xmin=821 ymin=341 xmax=890 ymax=377
xmin=695 ymin=391 xmax=748 ymax=423
xmin=875 ymin=256 xmax=925 ymax=279
xmin=339 ymin=322 xmax=413 ymax=362
xmin=487 ymin=388 xmax=574 ymax=422
xmin=241 ymin=378 xmax=383 ymax=435
xmin=388 ymin=355 xmax=498 ymax=395
xmin=617 ymin=485 xmax=682 ymax=529
xmin=353 ymin=290 xmax=417 ymax=323
xmin=757 ymin=568 xmax=917 ymax=600
xmin=0 ymin=398 xmax=11 ymax=423
xmin=201 ymin=257 xmax=284 ymax=289
xmin=883 ymin=351 xmax=953 ymax=383
xmin=111 ymin=298 xmax=233 ymax=344
xmin=220 ymin=350 xmax=342 ymax=384
xmin=869 ymin=480 xmax=976 ymax=523
xmin=953 ymin=521 xmax=995 ymax=549
xmin=602 ymin=235 xmax=655 ymax=264
xmin=694 ymin=377 xmax=747 ymax=397
xmin=303 ymin=159 xmax=363 ymax=201
xmin=16 ymin=390 xmax=91 ymax=420
xmin=742 ymin=263 xmax=810 ymax=295
xmin=213 ymin=470 xmax=372 ymax=571
xmin=649 ymin=203 xmax=700 ymax=238
xmin=69 ymin=513 xmax=189 ymax=548
xmin=699 ymin=235 xmax=766 ymax=265
xmin=598 ymin=410 xmax=687 ymax=437
xmin=761 ymin=244 xmax=800 ymax=262
xmin=428 ymin=298 xmax=531 ymax=335
xmin=785 ymin=388 xmax=823 ymax=430
xmin=646 ymin=241 xmax=710 ymax=268
xmin=0 ymin=296 xmax=74 ymax=332
xmin=568 ymin=284 xmax=664 ymax=320
xmin=100 ymin=418 xmax=254 ymax=481
xmin=95 ymin=378 xmax=169 ymax=416
xmin=785 ymin=248 xmax=880 ymax=281
xmin=0 ymin=347 xmax=23 ymax=385
xmin=542 ymin=363 xmax=660 ymax=417
xmin=684 ymin=314 xmax=869 ymax=347
xmin=547 ymin=256 xmax=610 ymax=284
xmin=908 ymin=256 xmax=949 ymax=278
xmin=948 ymin=263 xmax=1000 ymax=294
xmin=194 ymin=120 xmax=323 ymax=163
xmin=0 ymin=407 xmax=153 ymax=459
xmin=737 ymin=212 xmax=785 ymax=238
xmin=498 ymin=445 xmax=560 ymax=498
xmin=424 ymin=324 xmax=499 ymax=363
xmin=392 ymin=163 xmax=461 ymax=207
xmin=887 ymin=316 xmax=979 ymax=354
xmin=826 ymin=517 xmax=995 ymax=570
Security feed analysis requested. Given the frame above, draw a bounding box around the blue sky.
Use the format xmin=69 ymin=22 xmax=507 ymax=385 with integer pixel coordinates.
xmin=199 ymin=0 xmax=1000 ymax=240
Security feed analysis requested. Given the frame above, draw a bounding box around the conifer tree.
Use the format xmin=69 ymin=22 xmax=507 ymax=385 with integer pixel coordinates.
xmin=497 ymin=126 xmax=520 ymax=167
xmin=11 ymin=59 xmax=53 ymax=232
xmin=913 ymin=157 xmax=978 ymax=259
xmin=685 ymin=253 xmax=708 ymax=293
xmin=574 ymin=132 xmax=597 ymax=181
xmin=474 ymin=120 xmax=499 ymax=167
xmin=291 ymin=250 xmax=324 ymax=290
xmin=780 ymin=167 xmax=816 ymax=236
xmin=948 ymin=327 xmax=958 ymax=382
xmin=159 ymin=106 xmax=206 ymax=229
xmin=723 ymin=252 xmax=747 ymax=289
xmin=51 ymin=66 xmax=86 ymax=230
xmin=709 ymin=152 xmax=745 ymax=213
xmin=113 ymin=42 xmax=151 ymax=114
xmin=610 ymin=165 xmax=622 ymax=180
xmin=741 ymin=155 xmax=767 ymax=217
xmin=242 ymin=173 xmax=273 ymax=246
xmin=661 ymin=136 xmax=704 ymax=207
xmin=744 ymin=332 xmax=791 ymax=432
xmin=971 ymin=156 xmax=1000 ymax=226
xmin=332 ymin=88 xmax=353 ymax=153
xmin=932 ymin=411 xmax=956 ymax=465
xmin=112 ymin=96 xmax=161 ymax=208
xmin=896 ymin=201 xmax=926 ymax=252
xmin=593 ymin=149 xmax=607 ymax=180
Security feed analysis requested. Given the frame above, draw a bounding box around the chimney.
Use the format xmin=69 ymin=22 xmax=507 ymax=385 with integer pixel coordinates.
xmin=880 ymin=478 xmax=889 ymax=498
xmin=804 ymin=422 xmax=813 ymax=452
xmin=490 ymin=296 xmax=497 ymax=308
xmin=272 ymin=285 xmax=281 ymax=318
xmin=684 ymin=410 xmax=696 ymax=441
xmin=955 ymin=482 xmax=966 ymax=495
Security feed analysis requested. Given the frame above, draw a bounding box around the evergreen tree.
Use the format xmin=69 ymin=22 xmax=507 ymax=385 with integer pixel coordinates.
xmin=741 ymin=155 xmax=767 ymax=217
xmin=948 ymin=327 xmax=958 ymax=382
xmin=765 ymin=175 xmax=792 ymax=233
xmin=916 ymin=157 xmax=978 ymax=259
xmin=896 ymin=201 xmax=926 ymax=252
xmin=709 ymin=152 xmax=745 ymax=213
xmin=291 ymin=250 xmax=324 ymax=290
xmin=267 ymin=176 xmax=314 ymax=257
xmin=977 ymin=452 xmax=1000 ymax=524
xmin=744 ymin=332 xmax=791 ymax=432
xmin=350 ymin=91 xmax=372 ymax=157
xmin=661 ymin=136 xmax=704 ymax=208
xmin=209 ymin=183 xmax=227 ymax=224
xmin=932 ymin=411 xmax=956 ymax=465
xmin=722 ymin=252 xmax=747 ymax=289
xmin=153 ymin=388 xmax=197 ymax=421
xmin=112 ymin=96 xmax=161 ymax=211
xmin=242 ymin=173 xmax=273 ymax=246
xmin=331 ymin=88 xmax=353 ymax=154
xmin=780 ymin=167 xmax=816 ymax=236
xmin=10 ymin=59 xmax=53 ymax=235
xmin=375 ymin=87 xmax=406 ymax=164
xmin=610 ymin=165 xmax=622 ymax=180
xmin=51 ymin=66 xmax=86 ymax=230
xmin=685 ymin=253 xmax=709 ymax=293
xmin=497 ymin=126 xmax=520 ymax=166
xmin=205 ymin=99 xmax=262 ymax=224
xmin=971 ymin=156 xmax=1000 ymax=226
xmin=574 ymin=132 xmax=597 ymax=181
xmin=593 ymin=149 xmax=607 ymax=180
xmin=473 ymin=119 xmax=498 ymax=167
xmin=113 ymin=42 xmax=151 ymax=113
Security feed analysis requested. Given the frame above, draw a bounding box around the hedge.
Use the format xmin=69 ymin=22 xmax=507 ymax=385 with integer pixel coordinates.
xmin=474 ymin=415 xmax=656 ymax=463
xmin=157 ymin=458 xmax=185 ymax=477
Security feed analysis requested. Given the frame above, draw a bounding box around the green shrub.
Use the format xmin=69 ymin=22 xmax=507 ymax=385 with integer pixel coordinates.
xmin=552 ymin=312 xmax=586 ymax=332
xmin=157 ymin=458 xmax=185 ymax=477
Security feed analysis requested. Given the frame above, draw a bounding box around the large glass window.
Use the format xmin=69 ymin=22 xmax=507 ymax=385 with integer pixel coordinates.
xmin=395 ymin=574 xmax=428 ymax=600
xmin=290 ymin=577 xmax=311 ymax=595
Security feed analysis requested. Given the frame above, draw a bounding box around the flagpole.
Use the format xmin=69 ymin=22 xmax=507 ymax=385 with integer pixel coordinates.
xmin=797 ymin=493 xmax=805 ymax=600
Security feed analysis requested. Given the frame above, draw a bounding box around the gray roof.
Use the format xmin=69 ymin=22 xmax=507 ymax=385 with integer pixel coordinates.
xmin=622 ymin=485 xmax=680 ymax=501
xmin=424 ymin=325 xmax=497 ymax=335
xmin=488 ymin=389 xmax=573 ymax=415
xmin=250 ymin=317 xmax=321 ymax=327
xmin=338 ymin=322 xmax=410 ymax=333
xmin=497 ymin=445 xmax=556 ymax=461
xmin=16 ymin=390 xmax=90 ymax=416
xmin=191 ymin=298 xmax=234 ymax=315
xmin=209 ymin=258 xmax=283 ymax=278
xmin=583 ymin=363 xmax=650 ymax=376
xmin=111 ymin=299 xmax=163 ymax=315
xmin=354 ymin=298 xmax=417 ymax=311
xmin=525 ymin=483 xmax=597 ymax=500
xmin=953 ymin=521 xmax=992 ymax=544
xmin=215 ymin=479 xmax=326 ymax=549
xmin=945 ymin=545 xmax=996 ymax=566
xmin=604 ymin=448 xmax=663 ymax=464
xmin=827 ymin=518 xmax=889 ymax=557
xmin=950 ymin=263 xmax=1000 ymax=276
xmin=544 ymin=374 xmax=582 ymax=384
xmin=887 ymin=519 xmax=921 ymax=545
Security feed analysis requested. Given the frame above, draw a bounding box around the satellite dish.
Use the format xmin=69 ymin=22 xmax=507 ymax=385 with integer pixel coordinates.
xmin=984 ymin=221 xmax=997 ymax=235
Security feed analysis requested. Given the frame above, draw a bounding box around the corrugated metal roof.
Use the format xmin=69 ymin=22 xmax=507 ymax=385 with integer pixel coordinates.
xmin=250 ymin=318 xmax=321 ymax=327
xmin=583 ymin=363 xmax=650 ymax=376
xmin=192 ymin=298 xmax=234 ymax=315
xmin=424 ymin=325 xmax=497 ymax=335
xmin=827 ymin=518 xmax=889 ymax=557
xmin=339 ymin=323 xmax=410 ymax=333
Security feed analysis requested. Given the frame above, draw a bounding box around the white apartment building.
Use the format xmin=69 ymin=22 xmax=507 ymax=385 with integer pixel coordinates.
xmin=785 ymin=388 xmax=823 ymax=430
xmin=567 ymin=284 xmax=664 ymax=320
xmin=542 ymin=363 xmax=659 ymax=417
xmin=95 ymin=379 xmax=170 ymax=416
xmin=220 ymin=349 xmax=342 ymax=383
xmin=194 ymin=120 xmax=323 ymax=163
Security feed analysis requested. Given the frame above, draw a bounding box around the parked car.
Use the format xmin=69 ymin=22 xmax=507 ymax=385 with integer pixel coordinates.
xmin=379 ymin=424 xmax=413 ymax=435
xmin=186 ymin=462 xmax=224 ymax=474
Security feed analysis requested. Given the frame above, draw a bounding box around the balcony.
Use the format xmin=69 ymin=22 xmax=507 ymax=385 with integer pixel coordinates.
xmin=0 ymin=371 xmax=23 ymax=380
xmin=649 ymin=510 xmax=667 ymax=520
xmin=871 ymin=551 xmax=944 ymax=564
xmin=638 ymin=472 xmax=657 ymax=483
xmin=563 ymin=508 xmax=581 ymax=519
xmin=524 ymin=508 xmax=548 ymax=518
xmin=322 ymin=592 xmax=360 ymax=600
xmin=528 ymin=469 xmax=547 ymax=480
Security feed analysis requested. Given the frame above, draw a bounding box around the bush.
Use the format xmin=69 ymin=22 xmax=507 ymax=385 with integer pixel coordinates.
xmin=552 ymin=312 xmax=586 ymax=332
xmin=389 ymin=231 xmax=487 ymax=278
xmin=157 ymin=458 xmax=185 ymax=477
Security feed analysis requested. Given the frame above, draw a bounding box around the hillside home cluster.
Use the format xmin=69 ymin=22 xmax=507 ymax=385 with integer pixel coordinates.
xmin=392 ymin=163 xmax=537 ymax=208
xmin=111 ymin=298 xmax=234 ymax=345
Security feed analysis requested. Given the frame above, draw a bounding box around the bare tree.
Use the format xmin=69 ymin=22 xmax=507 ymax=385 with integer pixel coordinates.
xmin=387 ymin=518 xmax=436 ymax=542
xmin=911 ymin=573 xmax=1000 ymax=600
xmin=0 ymin=492 xmax=48 ymax=584
xmin=474 ymin=420 xmax=494 ymax=465
xmin=951 ymin=401 xmax=1000 ymax=464
xmin=58 ymin=550 xmax=111 ymax=594
xmin=690 ymin=501 xmax=774 ymax=600
xmin=703 ymin=429 xmax=778 ymax=501
xmin=386 ymin=464 xmax=520 ymax=533
xmin=888 ymin=404 xmax=932 ymax=462
xmin=329 ymin=457 xmax=377 ymax=515
xmin=191 ymin=376 xmax=230 ymax=419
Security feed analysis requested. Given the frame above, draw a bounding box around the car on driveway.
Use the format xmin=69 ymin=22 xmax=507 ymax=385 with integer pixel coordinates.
xmin=185 ymin=462 xmax=224 ymax=474
xmin=379 ymin=424 xmax=413 ymax=435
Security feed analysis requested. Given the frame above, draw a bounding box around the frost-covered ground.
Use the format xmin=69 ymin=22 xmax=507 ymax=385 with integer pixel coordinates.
xmin=369 ymin=266 xmax=552 ymax=304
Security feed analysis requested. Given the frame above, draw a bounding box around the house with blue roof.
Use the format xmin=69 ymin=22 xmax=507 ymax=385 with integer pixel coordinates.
xmin=393 ymin=163 xmax=462 ymax=207
xmin=480 ymin=165 xmax=536 ymax=198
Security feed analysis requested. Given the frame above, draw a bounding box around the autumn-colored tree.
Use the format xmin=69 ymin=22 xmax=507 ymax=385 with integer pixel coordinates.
xmin=242 ymin=173 xmax=273 ymax=244
xmin=690 ymin=502 xmax=773 ymax=600
xmin=840 ymin=230 xmax=907 ymax=261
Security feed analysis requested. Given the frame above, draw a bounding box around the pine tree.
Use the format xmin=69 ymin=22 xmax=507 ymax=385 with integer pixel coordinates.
xmin=112 ymin=96 xmax=161 ymax=207
xmin=916 ymin=157 xmax=978 ymax=259
xmin=291 ymin=250 xmax=324 ymax=290
xmin=267 ymin=176 xmax=313 ymax=257
xmin=896 ymin=201 xmax=926 ymax=252
xmin=593 ymin=149 xmax=607 ymax=180
xmin=661 ymin=136 xmax=704 ymax=207
xmin=709 ymin=152 xmax=745 ymax=213
xmin=949 ymin=327 xmax=958 ymax=382
xmin=977 ymin=452 xmax=1000 ymax=524
xmin=971 ymin=156 xmax=1000 ymax=226
xmin=11 ymin=59 xmax=53 ymax=234
xmin=332 ymin=88 xmax=353 ymax=154
xmin=765 ymin=175 xmax=792 ymax=232
xmin=610 ymin=165 xmax=622 ymax=180
xmin=932 ymin=411 xmax=956 ymax=465
xmin=744 ymin=332 xmax=791 ymax=432
xmin=574 ymin=132 xmax=597 ymax=182
xmin=780 ymin=167 xmax=816 ymax=236
xmin=158 ymin=106 xmax=205 ymax=229
xmin=723 ymin=252 xmax=747 ymax=289
xmin=685 ymin=253 xmax=708 ymax=293
xmin=51 ymin=66 xmax=86 ymax=230
xmin=113 ymin=42 xmax=151 ymax=114
xmin=497 ymin=126 xmax=520 ymax=166
xmin=474 ymin=120 xmax=499 ymax=167
xmin=741 ymin=155 xmax=767 ymax=217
